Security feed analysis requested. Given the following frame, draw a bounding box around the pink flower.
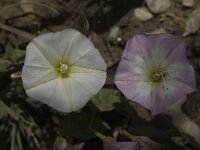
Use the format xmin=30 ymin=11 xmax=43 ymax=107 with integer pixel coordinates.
xmin=114 ymin=34 xmax=196 ymax=114
xmin=103 ymin=137 xmax=140 ymax=150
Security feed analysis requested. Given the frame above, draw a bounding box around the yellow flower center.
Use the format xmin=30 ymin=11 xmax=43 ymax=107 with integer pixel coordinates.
xmin=148 ymin=66 xmax=167 ymax=84
xmin=55 ymin=62 xmax=70 ymax=78
xmin=59 ymin=63 xmax=68 ymax=73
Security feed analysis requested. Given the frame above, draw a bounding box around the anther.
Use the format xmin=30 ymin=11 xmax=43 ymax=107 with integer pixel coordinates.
xmin=59 ymin=63 xmax=68 ymax=74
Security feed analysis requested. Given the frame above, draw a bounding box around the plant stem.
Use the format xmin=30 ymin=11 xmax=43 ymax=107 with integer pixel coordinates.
xmin=92 ymin=130 xmax=107 ymax=140
xmin=122 ymin=130 xmax=136 ymax=141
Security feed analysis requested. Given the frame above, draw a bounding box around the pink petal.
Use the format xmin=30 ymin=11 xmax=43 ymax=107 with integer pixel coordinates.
xmin=115 ymin=33 xmax=196 ymax=114
xmin=150 ymin=79 xmax=195 ymax=115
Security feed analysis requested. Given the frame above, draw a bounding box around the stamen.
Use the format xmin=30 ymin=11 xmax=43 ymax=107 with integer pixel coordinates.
xmin=153 ymin=71 xmax=167 ymax=81
xmin=59 ymin=63 xmax=68 ymax=74
xmin=148 ymin=67 xmax=168 ymax=83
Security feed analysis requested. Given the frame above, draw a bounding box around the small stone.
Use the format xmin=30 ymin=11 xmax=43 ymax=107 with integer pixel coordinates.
xmin=182 ymin=0 xmax=194 ymax=7
xmin=149 ymin=28 xmax=167 ymax=34
xmin=108 ymin=26 xmax=121 ymax=40
xmin=183 ymin=7 xmax=200 ymax=36
xmin=134 ymin=7 xmax=153 ymax=21
xmin=145 ymin=0 xmax=171 ymax=14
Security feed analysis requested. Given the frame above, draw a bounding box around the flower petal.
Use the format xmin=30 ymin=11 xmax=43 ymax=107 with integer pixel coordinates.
xmin=123 ymin=34 xmax=187 ymax=66
xmin=166 ymin=62 xmax=196 ymax=90
xmin=26 ymin=78 xmax=58 ymax=104
xmin=115 ymin=80 xmax=153 ymax=107
xmin=32 ymin=29 xmax=79 ymax=64
xmin=24 ymin=42 xmax=55 ymax=68
xmin=103 ymin=137 xmax=140 ymax=150
xmin=69 ymin=66 xmax=106 ymax=111
xmin=115 ymin=56 xmax=148 ymax=81
xmin=62 ymin=30 xmax=96 ymax=65
xmin=150 ymin=79 xmax=195 ymax=114
xmin=48 ymin=78 xmax=73 ymax=112
xmin=71 ymin=48 xmax=107 ymax=70
xmin=22 ymin=65 xmax=56 ymax=90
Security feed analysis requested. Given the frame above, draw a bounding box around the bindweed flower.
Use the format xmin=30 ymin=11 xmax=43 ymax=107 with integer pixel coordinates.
xmin=103 ymin=137 xmax=141 ymax=150
xmin=114 ymin=34 xmax=196 ymax=114
xmin=22 ymin=29 xmax=107 ymax=112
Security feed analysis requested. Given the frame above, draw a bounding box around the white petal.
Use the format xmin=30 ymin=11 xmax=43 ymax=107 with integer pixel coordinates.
xmin=32 ymin=29 xmax=79 ymax=64
xmin=62 ymin=30 xmax=95 ymax=65
xmin=26 ymin=78 xmax=73 ymax=112
xmin=25 ymin=42 xmax=54 ymax=68
xmin=26 ymin=78 xmax=58 ymax=104
xmin=69 ymin=69 xmax=106 ymax=111
xmin=48 ymin=78 xmax=73 ymax=112
xmin=72 ymin=48 xmax=107 ymax=70
xmin=22 ymin=65 xmax=56 ymax=90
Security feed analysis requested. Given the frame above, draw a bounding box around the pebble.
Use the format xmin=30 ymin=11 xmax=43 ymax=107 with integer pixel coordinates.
xmin=183 ymin=7 xmax=200 ymax=36
xmin=134 ymin=7 xmax=153 ymax=21
xmin=145 ymin=0 xmax=171 ymax=14
xmin=182 ymin=0 xmax=194 ymax=7
xmin=149 ymin=28 xmax=167 ymax=34
xmin=108 ymin=26 xmax=121 ymax=40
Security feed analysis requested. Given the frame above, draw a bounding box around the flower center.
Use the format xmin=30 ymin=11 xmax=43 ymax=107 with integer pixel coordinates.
xmin=148 ymin=67 xmax=167 ymax=83
xmin=59 ymin=63 xmax=68 ymax=74
xmin=55 ymin=62 xmax=69 ymax=78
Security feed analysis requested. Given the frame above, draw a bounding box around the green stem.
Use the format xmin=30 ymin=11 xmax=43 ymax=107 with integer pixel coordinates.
xmin=122 ymin=130 xmax=136 ymax=141
xmin=92 ymin=130 xmax=107 ymax=140
xmin=89 ymin=113 xmax=107 ymax=140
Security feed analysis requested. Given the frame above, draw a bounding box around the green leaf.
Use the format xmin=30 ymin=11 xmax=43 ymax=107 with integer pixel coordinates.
xmin=4 ymin=48 xmax=25 ymax=63
xmin=11 ymin=124 xmax=17 ymax=150
xmin=91 ymin=88 xmax=121 ymax=112
xmin=72 ymin=13 xmax=89 ymax=35
xmin=0 ymin=105 xmax=8 ymax=118
xmin=0 ymin=59 xmax=12 ymax=72
xmin=59 ymin=112 xmax=109 ymax=141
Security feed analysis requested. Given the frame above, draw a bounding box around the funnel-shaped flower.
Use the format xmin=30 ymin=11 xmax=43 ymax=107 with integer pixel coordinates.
xmin=114 ymin=34 xmax=196 ymax=114
xmin=22 ymin=29 xmax=107 ymax=112
xmin=103 ymin=137 xmax=140 ymax=150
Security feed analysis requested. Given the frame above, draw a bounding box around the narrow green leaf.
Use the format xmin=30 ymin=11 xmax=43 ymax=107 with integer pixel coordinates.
xmin=11 ymin=123 xmax=17 ymax=150
xmin=72 ymin=13 xmax=89 ymax=35
xmin=16 ymin=130 xmax=23 ymax=150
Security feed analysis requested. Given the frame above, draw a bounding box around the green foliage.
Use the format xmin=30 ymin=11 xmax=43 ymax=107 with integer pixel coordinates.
xmin=4 ymin=48 xmax=25 ymax=63
xmin=0 ymin=59 xmax=12 ymax=72
xmin=0 ymin=47 xmax=25 ymax=73
xmin=0 ymin=105 xmax=8 ymax=118
xmin=91 ymin=88 xmax=121 ymax=112
xmin=72 ymin=13 xmax=89 ymax=35
xmin=59 ymin=112 xmax=109 ymax=141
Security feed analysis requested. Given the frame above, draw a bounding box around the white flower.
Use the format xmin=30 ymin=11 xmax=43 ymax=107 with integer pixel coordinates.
xmin=22 ymin=29 xmax=107 ymax=112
